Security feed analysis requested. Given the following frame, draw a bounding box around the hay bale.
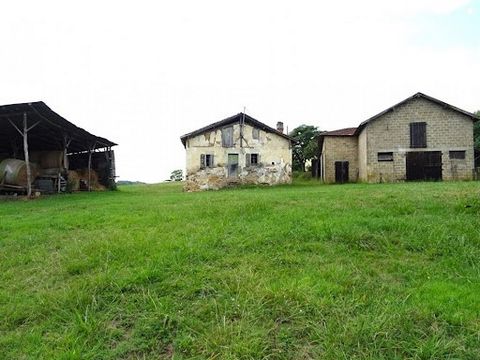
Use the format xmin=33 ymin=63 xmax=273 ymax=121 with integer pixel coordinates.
xmin=67 ymin=170 xmax=80 ymax=192
xmin=30 ymin=151 xmax=65 ymax=169
xmin=72 ymin=169 xmax=102 ymax=191
xmin=0 ymin=159 xmax=39 ymax=186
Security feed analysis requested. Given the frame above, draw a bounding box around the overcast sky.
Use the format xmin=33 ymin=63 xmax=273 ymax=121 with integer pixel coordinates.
xmin=1 ymin=0 xmax=479 ymax=182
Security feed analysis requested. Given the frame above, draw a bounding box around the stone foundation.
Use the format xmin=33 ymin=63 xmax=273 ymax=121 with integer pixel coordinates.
xmin=184 ymin=162 xmax=291 ymax=192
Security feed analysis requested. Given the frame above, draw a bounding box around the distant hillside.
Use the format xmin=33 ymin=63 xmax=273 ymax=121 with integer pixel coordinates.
xmin=116 ymin=180 xmax=147 ymax=186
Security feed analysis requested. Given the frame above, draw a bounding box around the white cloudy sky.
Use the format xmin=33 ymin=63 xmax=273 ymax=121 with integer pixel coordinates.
xmin=1 ymin=0 xmax=479 ymax=182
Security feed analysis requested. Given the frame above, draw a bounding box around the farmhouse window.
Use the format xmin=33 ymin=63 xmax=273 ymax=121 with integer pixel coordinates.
xmin=410 ymin=122 xmax=427 ymax=148
xmin=378 ymin=152 xmax=393 ymax=162
xmin=222 ymin=126 xmax=234 ymax=147
xmin=449 ymin=150 xmax=466 ymax=160
xmin=200 ymin=154 xmax=214 ymax=168
xmin=246 ymin=153 xmax=260 ymax=166
xmin=252 ymin=128 xmax=259 ymax=139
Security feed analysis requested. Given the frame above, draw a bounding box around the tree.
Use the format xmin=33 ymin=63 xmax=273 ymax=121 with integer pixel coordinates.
xmin=170 ymin=169 xmax=183 ymax=181
xmin=289 ymin=125 xmax=321 ymax=172
xmin=475 ymin=111 xmax=480 ymax=150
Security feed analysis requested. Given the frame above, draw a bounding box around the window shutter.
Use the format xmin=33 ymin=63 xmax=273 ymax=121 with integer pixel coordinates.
xmin=410 ymin=122 xmax=426 ymax=148
xmin=210 ymin=154 xmax=214 ymax=167
xmin=246 ymin=154 xmax=250 ymax=166
xmin=222 ymin=126 xmax=233 ymax=147
xmin=200 ymin=154 xmax=205 ymax=169
xmin=409 ymin=123 xmax=414 ymax=147
xmin=419 ymin=123 xmax=426 ymax=147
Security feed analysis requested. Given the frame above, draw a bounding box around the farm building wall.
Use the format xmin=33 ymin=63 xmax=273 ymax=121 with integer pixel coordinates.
xmin=358 ymin=130 xmax=368 ymax=181
xmin=363 ymin=97 xmax=474 ymax=182
xmin=322 ymin=136 xmax=358 ymax=183
xmin=184 ymin=123 xmax=292 ymax=191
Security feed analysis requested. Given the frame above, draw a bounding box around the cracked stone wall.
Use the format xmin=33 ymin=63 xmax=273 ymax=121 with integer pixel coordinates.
xmin=184 ymin=123 xmax=292 ymax=191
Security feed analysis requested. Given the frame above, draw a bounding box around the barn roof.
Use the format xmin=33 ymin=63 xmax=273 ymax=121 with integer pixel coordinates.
xmin=355 ymin=92 xmax=479 ymax=135
xmin=0 ymin=101 xmax=116 ymax=154
xmin=320 ymin=127 xmax=357 ymax=136
xmin=180 ymin=112 xmax=294 ymax=147
xmin=318 ymin=92 xmax=479 ymax=142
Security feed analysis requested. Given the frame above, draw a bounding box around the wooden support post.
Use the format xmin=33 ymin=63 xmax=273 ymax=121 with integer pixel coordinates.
xmin=56 ymin=172 xmax=61 ymax=193
xmin=8 ymin=115 xmax=41 ymax=197
xmin=23 ymin=113 xmax=33 ymax=198
xmin=63 ymin=134 xmax=72 ymax=172
xmin=88 ymin=147 xmax=92 ymax=192
xmin=87 ymin=143 xmax=96 ymax=192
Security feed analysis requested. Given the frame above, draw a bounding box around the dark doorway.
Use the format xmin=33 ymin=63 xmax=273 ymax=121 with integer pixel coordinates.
xmin=335 ymin=161 xmax=349 ymax=183
xmin=228 ymin=154 xmax=239 ymax=177
xmin=406 ymin=151 xmax=442 ymax=181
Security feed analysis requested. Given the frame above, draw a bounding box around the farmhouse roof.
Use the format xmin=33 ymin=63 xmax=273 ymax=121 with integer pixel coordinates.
xmin=355 ymin=92 xmax=479 ymax=135
xmin=320 ymin=127 xmax=357 ymax=136
xmin=180 ymin=112 xmax=295 ymax=147
xmin=0 ymin=101 xmax=116 ymax=154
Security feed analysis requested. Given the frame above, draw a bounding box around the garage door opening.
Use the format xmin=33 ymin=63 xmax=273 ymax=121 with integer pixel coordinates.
xmin=406 ymin=151 xmax=442 ymax=181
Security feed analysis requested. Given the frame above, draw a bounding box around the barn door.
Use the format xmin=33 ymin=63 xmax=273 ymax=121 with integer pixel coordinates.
xmin=335 ymin=161 xmax=349 ymax=183
xmin=406 ymin=151 xmax=442 ymax=181
xmin=424 ymin=151 xmax=442 ymax=180
xmin=228 ymin=154 xmax=239 ymax=177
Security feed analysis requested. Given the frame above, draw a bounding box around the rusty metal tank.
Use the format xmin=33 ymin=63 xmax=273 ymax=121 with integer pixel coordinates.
xmin=0 ymin=159 xmax=38 ymax=187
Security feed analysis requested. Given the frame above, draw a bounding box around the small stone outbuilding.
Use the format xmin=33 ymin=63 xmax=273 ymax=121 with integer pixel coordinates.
xmin=318 ymin=92 xmax=479 ymax=183
xmin=180 ymin=113 xmax=294 ymax=191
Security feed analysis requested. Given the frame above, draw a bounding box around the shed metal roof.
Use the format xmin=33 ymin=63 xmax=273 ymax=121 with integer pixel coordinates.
xmin=0 ymin=101 xmax=116 ymax=154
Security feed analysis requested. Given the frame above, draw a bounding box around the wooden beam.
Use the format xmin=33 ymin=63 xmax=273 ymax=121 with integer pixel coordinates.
xmin=7 ymin=118 xmax=23 ymax=136
xmin=26 ymin=120 xmax=41 ymax=132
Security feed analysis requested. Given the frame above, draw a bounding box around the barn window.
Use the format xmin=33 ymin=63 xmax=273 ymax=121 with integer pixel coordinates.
xmin=449 ymin=150 xmax=465 ymax=160
xmin=378 ymin=152 xmax=393 ymax=162
xmin=410 ymin=122 xmax=427 ymax=148
xmin=252 ymin=128 xmax=259 ymax=139
xmin=222 ymin=126 xmax=234 ymax=147
xmin=200 ymin=154 xmax=214 ymax=168
xmin=246 ymin=153 xmax=260 ymax=166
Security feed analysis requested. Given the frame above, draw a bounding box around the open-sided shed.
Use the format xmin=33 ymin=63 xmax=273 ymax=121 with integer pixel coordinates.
xmin=0 ymin=101 xmax=117 ymax=195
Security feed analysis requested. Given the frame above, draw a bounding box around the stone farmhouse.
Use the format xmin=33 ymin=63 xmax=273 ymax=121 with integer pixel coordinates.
xmin=180 ymin=113 xmax=294 ymax=191
xmin=317 ymin=92 xmax=479 ymax=183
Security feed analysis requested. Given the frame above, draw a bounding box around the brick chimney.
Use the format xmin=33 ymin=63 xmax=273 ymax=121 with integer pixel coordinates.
xmin=276 ymin=121 xmax=284 ymax=133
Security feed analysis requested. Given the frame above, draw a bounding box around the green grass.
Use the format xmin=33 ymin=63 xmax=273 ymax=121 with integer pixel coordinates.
xmin=1 ymin=181 xmax=480 ymax=359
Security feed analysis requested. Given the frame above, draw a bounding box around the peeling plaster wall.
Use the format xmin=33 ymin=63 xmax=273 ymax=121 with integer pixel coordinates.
xmin=184 ymin=123 xmax=292 ymax=191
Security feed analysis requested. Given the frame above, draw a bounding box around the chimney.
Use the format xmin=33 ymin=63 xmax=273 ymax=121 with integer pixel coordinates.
xmin=276 ymin=121 xmax=284 ymax=133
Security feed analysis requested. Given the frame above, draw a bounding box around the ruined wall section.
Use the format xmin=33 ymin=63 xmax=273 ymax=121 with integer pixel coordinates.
xmin=184 ymin=123 xmax=292 ymax=191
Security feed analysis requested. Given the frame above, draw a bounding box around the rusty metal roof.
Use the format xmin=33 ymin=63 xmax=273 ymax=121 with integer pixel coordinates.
xmin=0 ymin=101 xmax=116 ymax=153
xmin=180 ymin=112 xmax=295 ymax=147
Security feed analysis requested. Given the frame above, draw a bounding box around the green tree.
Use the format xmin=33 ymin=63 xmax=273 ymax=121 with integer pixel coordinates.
xmin=170 ymin=169 xmax=183 ymax=181
xmin=474 ymin=111 xmax=480 ymax=150
xmin=289 ymin=125 xmax=321 ymax=172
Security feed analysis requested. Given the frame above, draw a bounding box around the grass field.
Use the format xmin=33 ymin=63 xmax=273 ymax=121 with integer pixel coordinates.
xmin=1 ymin=181 xmax=479 ymax=359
